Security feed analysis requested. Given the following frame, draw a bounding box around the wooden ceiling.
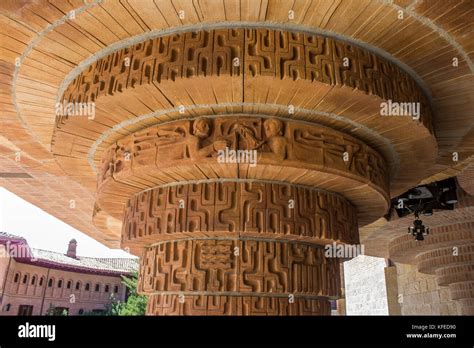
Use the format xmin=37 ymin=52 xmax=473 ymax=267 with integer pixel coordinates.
xmin=0 ymin=0 xmax=472 ymax=254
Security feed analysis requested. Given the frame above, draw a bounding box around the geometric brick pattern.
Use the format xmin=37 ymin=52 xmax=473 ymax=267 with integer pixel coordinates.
xmin=457 ymin=162 xmax=474 ymax=196
xmin=436 ymin=264 xmax=474 ymax=286
xmin=139 ymin=239 xmax=340 ymax=296
xmin=140 ymin=239 xmax=338 ymax=315
xmin=368 ymin=188 xmax=474 ymax=259
xmin=122 ymin=181 xmax=359 ymax=248
xmin=449 ymin=282 xmax=474 ymax=315
xmin=125 ymin=181 xmax=350 ymax=315
xmin=125 ymin=179 xmax=353 ymax=315
xmin=58 ymin=29 xmax=432 ymax=133
xmin=146 ymin=294 xmax=331 ymax=316
xmin=416 ymin=244 xmax=474 ymax=275
xmin=420 ymin=246 xmax=474 ymax=315
xmin=390 ymin=221 xmax=474 ymax=316
xmin=389 ymin=221 xmax=474 ymax=264
xmin=449 ymin=282 xmax=474 ymax=301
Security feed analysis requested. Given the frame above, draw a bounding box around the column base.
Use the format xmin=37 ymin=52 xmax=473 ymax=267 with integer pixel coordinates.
xmin=146 ymin=294 xmax=331 ymax=315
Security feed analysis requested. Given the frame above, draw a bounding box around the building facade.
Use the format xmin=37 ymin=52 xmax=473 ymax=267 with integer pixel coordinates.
xmin=0 ymin=233 xmax=138 ymax=316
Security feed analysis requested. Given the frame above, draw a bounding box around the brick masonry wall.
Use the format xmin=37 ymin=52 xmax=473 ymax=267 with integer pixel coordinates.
xmin=0 ymin=245 xmax=10 ymax=291
xmin=395 ymin=263 xmax=459 ymax=315
xmin=0 ymin=257 xmax=127 ymax=316
xmin=344 ymin=255 xmax=389 ymax=315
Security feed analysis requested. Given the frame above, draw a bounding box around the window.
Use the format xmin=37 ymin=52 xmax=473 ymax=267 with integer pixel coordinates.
xmin=39 ymin=277 xmax=44 ymax=286
xmin=95 ymin=284 xmax=100 ymax=292
xmin=5 ymin=304 xmax=11 ymax=312
xmin=14 ymin=273 xmax=20 ymax=283
xmin=85 ymin=283 xmax=90 ymax=291
xmin=18 ymin=305 xmax=33 ymax=316
xmin=105 ymin=285 xmax=109 ymax=293
xmin=75 ymin=282 xmax=81 ymax=290
xmin=22 ymin=274 xmax=28 ymax=284
xmin=48 ymin=279 xmax=54 ymax=287
xmin=78 ymin=309 xmax=84 ymax=315
xmin=31 ymin=276 xmax=36 ymax=285
xmin=57 ymin=280 xmax=63 ymax=288
xmin=114 ymin=285 xmax=119 ymax=293
xmin=66 ymin=281 xmax=72 ymax=289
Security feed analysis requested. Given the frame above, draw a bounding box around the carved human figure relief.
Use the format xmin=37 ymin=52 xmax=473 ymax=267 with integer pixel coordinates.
xmin=114 ymin=140 xmax=133 ymax=175
xmin=258 ymin=119 xmax=288 ymax=162
xmin=292 ymin=128 xmax=325 ymax=164
xmin=132 ymin=130 xmax=159 ymax=167
xmin=97 ymin=116 xmax=388 ymax=196
xmin=228 ymin=121 xmax=262 ymax=150
xmin=187 ymin=117 xmax=229 ymax=160
xmin=99 ymin=144 xmax=117 ymax=182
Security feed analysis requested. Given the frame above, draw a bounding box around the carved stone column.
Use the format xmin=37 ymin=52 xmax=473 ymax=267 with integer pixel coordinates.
xmin=141 ymin=238 xmax=336 ymax=315
xmin=51 ymin=27 xmax=433 ymax=315
xmin=123 ymin=181 xmax=355 ymax=315
xmin=106 ymin=115 xmax=390 ymax=315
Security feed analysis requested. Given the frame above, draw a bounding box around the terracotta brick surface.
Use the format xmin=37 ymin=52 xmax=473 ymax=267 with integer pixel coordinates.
xmin=0 ymin=0 xmax=473 ymax=316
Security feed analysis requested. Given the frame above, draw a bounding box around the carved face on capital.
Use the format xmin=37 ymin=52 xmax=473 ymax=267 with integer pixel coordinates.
xmin=264 ymin=119 xmax=283 ymax=138
xmin=193 ymin=118 xmax=211 ymax=139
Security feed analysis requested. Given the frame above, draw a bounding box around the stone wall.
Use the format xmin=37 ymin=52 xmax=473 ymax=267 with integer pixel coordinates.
xmin=343 ymin=255 xmax=389 ymax=315
xmin=395 ymin=263 xmax=459 ymax=315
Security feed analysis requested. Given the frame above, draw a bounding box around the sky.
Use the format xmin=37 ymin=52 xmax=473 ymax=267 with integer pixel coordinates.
xmin=0 ymin=187 xmax=134 ymax=259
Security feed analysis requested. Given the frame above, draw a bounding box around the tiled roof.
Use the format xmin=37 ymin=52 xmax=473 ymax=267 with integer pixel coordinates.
xmin=0 ymin=231 xmax=138 ymax=275
xmin=31 ymin=249 xmax=138 ymax=274
xmin=0 ymin=231 xmax=26 ymax=241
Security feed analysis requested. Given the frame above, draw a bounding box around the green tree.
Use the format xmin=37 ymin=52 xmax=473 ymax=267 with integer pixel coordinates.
xmin=118 ymin=271 xmax=147 ymax=316
xmin=80 ymin=272 xmax=147 ymax=316
xmin=83 ymin=294 xmax=122 ymax=316
xmin=45 ymin=304 xmax=69 ymax=316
